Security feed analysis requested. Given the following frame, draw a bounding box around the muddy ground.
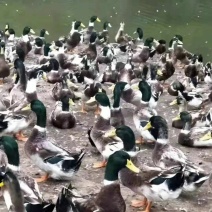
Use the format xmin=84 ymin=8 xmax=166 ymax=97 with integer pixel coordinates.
xmin=0 ymin=56 xmax=212 ymax=212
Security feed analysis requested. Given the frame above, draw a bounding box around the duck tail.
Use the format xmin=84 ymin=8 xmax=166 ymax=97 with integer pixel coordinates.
xmin=56 ymin=186 xmax=81 ymax=212
xmin=71 ymin=150 xmax=86 ymax=172
xmin=87 ymin=126 xmax=96 ymax=147
xmin=42 ymin=201 xmax=55 ymax=212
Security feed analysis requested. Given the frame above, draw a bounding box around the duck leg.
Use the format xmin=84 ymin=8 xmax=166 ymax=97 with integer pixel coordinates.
xmin=80 ymin=102 xmax=88 ymax=114
xmin=138 ymin=200 xmax=152 ymax=212
xmin=0 ymin=79 xmax=3 ymax=85
xmin=14 ymin=131 xmax=28 ymax=142
xmin=136 ymin=137 xmax=144 ymax=144
xmin=94 ymin=104 xmax=101 ymax=115
xmin=93 ymin=160 xmax=107 ymax=168
xmin=131 ymin=197 xmax=147 ymax=208
xmin=35 ymin=174 xmax=49 ymax=183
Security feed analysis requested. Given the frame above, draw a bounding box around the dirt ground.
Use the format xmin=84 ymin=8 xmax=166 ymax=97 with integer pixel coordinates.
xmin=0 ymin=56 xmax=212 ymax=212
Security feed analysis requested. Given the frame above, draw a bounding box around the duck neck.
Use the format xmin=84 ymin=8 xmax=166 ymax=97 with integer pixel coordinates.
xmin=104 ymin=162 xmax=120 ymax=185
xmin=100 ymin=106 xmax=111 ymax=120
xmin=183 ymin=121 xmax=192 ymax=132
xmin=179 ymin=103 xmax=187 ymax=113
xmin=113 ymin=88 xmax=121 ymax=109
xmin=26 ymin=78 xmax=37 ymax=94
xmin=88 ymin=21 xmax=94 ymax=27
xmin=35 ymin=108 xmax=46 ymax=128
xmin=62 ymin=101 xmax=69 ymax=111
xmin=156 ymin=126 xmax=169 ymax=145
xmin=22 ymin=34 xmax=29 ymax=42
xmin=18 ymin=63 xmax=27 ymax=91
xmin=8 ymin=34 xmax=15 ymax=41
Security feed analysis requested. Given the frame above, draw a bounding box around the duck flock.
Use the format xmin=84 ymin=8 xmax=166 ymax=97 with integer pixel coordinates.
xmin=0 ymin=15 xmax=211 ymax=211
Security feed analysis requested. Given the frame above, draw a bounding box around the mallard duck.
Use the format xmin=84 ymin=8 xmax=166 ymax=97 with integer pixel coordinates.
xmin=0 ymin=136 xmax=55 ymax=211
xmin=131 ymin=37 xmax=154 ymax=64
xmin=38 ymin=28 xmax=49 ymax=40
xmin=99 ymin=21 xmax=112 ymax=44
xmin=110 ymin=81 xmax=150 ymax=109
xmin=0 ymin=169 xmax=55 ymax=212
xmin=51 ymin=75 xmax=75 ymax=101
xmin=50 ymin=94 xmax=76 ymax=129
xmin=82 ymin=15 xmax=101 ymax=44
xmin=117 ymin=51 xmax=136 ymax=84
xmin=131 ymin=27 xmax=144 ymax=47
xmin=108 ymin=126 xmax=185 ymax=212
xmin=24 ymin=99 xmax=85 ymax=182
xmin=56 ymin=151 xmax=139 ymax=212
xmin=100 ymin=61 xmax=118 ymax=84
xmin=156 ymin=53 xmax=175 ymax=85
xmin=70 ymin=20 xmax=85 ymax=36
xmin=170 ymin=91 xmax=203 ymax=109
xmin=16 ymin=26 xmax=35 ymax=60
xmin=97 ymin=45 xmax=114 ymax=64
xmin=167 ymin=80 xmax=185 ymax=96
xmin=0 ymin=41 xmax=10 ymax=84
xmin=204 ymin=62 xmax=212 ymax=84
xmin=38 ymin=43 xmax=52 ymax=64
xmin=46 ymin=58 xmax=61 ymax=83
xmin=172 ymin=109 xmax=208 ymax=129
xmin=4 ymin=24 xmax=15 ymax=42
xmin=90 ymin=93 xmax=136 ymax=168
xmin=115 ymin=22 xmax=131 ymax=47
xmin=81 ymin=81 xmax=105 ymax=114
xmin=110 ymin=82 xmax=125 ymax=127
xmin=34 ymin=37 xmax=44 ymax=55
xmin=172 ymin=111 xmax=212 ymax=147
xmin=143 ymin=115 xmax=210 ymax=192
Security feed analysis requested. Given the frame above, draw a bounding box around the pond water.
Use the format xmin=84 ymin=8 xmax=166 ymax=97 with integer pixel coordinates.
xmin=1 ymin=0 xmax=212 ymax=59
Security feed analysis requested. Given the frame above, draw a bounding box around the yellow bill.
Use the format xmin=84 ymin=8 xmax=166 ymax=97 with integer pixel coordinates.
xmin=157 ymin=69 xmax=163 ymax=76
xmin=30 ymin=29 xmax=35 ymax=34
xmin=69 ymin=99 xmax=75 ymax=106
xmin=170 ymin=99 xmax=177 ymax=106
xmin=104 ymin=129 xmax=116 ymax=138
xmin=143 ymin=122 xmax=152 ymax=130
xmin=45 ymin=31 xmax=49 ymax=35
xmin=81 ymin=23 xmax=86 ymax=28
xmin=200 ymin=131 xmax=212 ymax=141
xmin=12 ymin=73 xmax=17 ymax=81
xmin=126 ymin=159 xmax=140 ymax=173
xmin=0 ymin=182 xmax=4 ymax=187
xmin=172 ymin=114 xmax=181 ymax=121
xmin=96 ymin=17 xmax=101 ymax=22
xmin=86 ymin=96 xmax=96 ymax=104
xmin=108 ymin=84 xmax=115 ymax=91
xmin=21 ymin=104 xmax=31 ymax=111
xmin=42 ymin=72 xmax=47 ymax=81
xmin=67 ymin=79 xmax=79 ymax=89
xmin=98 ymin=88 xmax=102 ymax=93
xmin=131 ymin=84 xmax=139 ymax=91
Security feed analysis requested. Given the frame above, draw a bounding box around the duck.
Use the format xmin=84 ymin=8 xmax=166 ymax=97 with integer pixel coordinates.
xmin=70 ymin=20 xmax=85 ymax=36
xmin=110 ymin=81 xmax=125 ymax=127
xmin=99 ymin=21 xmax=112 ymax=44
xmin=131 ymin=37 xmax=154 ymax=64
xmin=100 ymin=60 xmax=118 ymax=84
xmin=4 ymin=24 xmax=16 ymax=42
xmin=131 ymin=27 xmax=144 ymax=47
xmin=16 ymin=26 xmax=35 ymax=60
xmin=97 ymin=45 xmax=114 ymax=64
xmin=38 ymin=43 xmax=52 ymax=64
xmin=34 ymin=37 xmax=44 ymax=55
xmin=109 ymin=126 xmax=185 ymax=212
xmin=82 ymin=15 xmax=101 ymax=44
xmin=46 ymin=58 xmax=61 ymax=83
xmin=115 ymin=22 xmax=131 ymax=47
xmin=117 ymin=50 xmax=136 ymax=84
xmin=173 ymin=111 xmax=212 ymax=147
xmin=167 ymin=80 xmax=185 ymax=96
xmin=51 ymin=75 xmax=75 ymax=101
xmin=90 ymin=92 xmax=136 ymax=168
xmin=143 ymin=115 xmax=210 ymax=192
xmin=156 ymin=53 xmax=175 ymax=85
xmin=0 ymin=136 xmax=55 ymax=211
xmin=24 ymin=99 xmax=85 ymax=182
xmin=170 ymin=91 xmax=203 ymax=110
xmin=0 ymin=41 xmax=10 ymax=84
xmin=81 ymin=81 xmax=105 ymax=114
xmin=50 ymin=93 xmax=76 ymax=129
xmin=38 ymin=28 xmax=49 ymax=40
xmin=55 ymin=150 xmax=139 ymax=212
